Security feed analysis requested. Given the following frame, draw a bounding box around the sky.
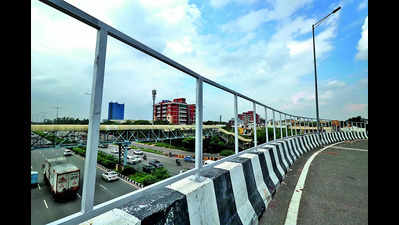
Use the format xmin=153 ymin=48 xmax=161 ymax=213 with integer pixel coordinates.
xmin=31 ymin=0 xmax=368 ymax=123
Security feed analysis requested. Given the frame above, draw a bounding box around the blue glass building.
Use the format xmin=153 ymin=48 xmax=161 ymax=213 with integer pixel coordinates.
xmin=108 ymin=102 xmax=124 ymax=120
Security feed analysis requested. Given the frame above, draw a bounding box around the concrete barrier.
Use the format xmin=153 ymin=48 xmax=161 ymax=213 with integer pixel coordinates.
xmin=80 ymin=131 xmax=367 ymax=225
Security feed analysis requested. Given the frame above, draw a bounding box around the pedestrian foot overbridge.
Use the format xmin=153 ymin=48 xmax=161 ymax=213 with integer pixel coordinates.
xmin=31 ymin=124 xmax=223 ymax=149
xmin=35 ymin=1 xmax=368 ymax=224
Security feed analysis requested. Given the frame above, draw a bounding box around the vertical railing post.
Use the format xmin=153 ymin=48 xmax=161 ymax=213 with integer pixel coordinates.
xmin=299 ymin=117 xmax=305 ymax=134
xmin=234 ymin=95 xmax=238 ymax=154
xmin=194 ymin=78 xmax=204 ymax=181
xmin=290 ymin=116 xmax=293 ymax=137
xmin=81 ymin=28 xmax=107 ymax=214
xmin=253 ymin=103 xmax=257 ymax=147
xmin=265 ymin=107 xmax=269 ymax=143
xmin=285 ymin=114 xmax=288 ymax=137
xmin=298 ymin=117 xmax=302 ymax=135
xmin=279 ymin=112 xmax=283 ymax=139
xmin=273 ymin=110 xmax=276 ymax=140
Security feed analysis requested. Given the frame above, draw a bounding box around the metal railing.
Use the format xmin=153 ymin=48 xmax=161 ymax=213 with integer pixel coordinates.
xmin=35 ymin=1 xmax=367 ymax=224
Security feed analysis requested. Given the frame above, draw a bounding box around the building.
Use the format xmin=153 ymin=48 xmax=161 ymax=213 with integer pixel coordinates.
xmin=108 ymin=102 xmax=124 ymax=120
xmin=153 ymin=98 xmax=195 ymax=125
xmin=238 ymin=111 xmax=261 ymax=126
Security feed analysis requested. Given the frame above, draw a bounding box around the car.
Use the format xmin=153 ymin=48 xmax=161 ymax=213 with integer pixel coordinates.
xmin=63 ymin=149 xmax=73 ymax=156
xmin=101 ymin=171 xmax=119 ymax=182
xmin=133 ymin=150 xmax=143 ymax=155
xmin=127 ymin=155 xmax=142 ymax=165
xmin=204 ymin=160 xmax=215 ymax=165
xmin=142 ymin=165 xmax=156 ymax=173
xmin=149 ymin=159 xmax=163 ymax=168
xmin=98 ymin=143 xmax=108 ymax=148
xmin=179 ymin=169 xmax=188 ymax=174
xmin=111 ymin=149 xmax=119 ymax=154
xmin=184 ymin=156 xmax=195 ymax=163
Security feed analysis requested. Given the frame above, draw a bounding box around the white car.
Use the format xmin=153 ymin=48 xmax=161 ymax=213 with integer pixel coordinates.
xmin=111 ymin=149 xmax=119 ymax=154
xmin=101 ymin=171 xmax=119 ymax=182
xmin=127 ymin=155 xmax=142 ymax=164
xmin=204 ymin=160 xmax=215 ymax=165
xmin=133 ymin=150 xmax=143 ymax=155
xmin=63 ymin=149 xmax=73 ymax=156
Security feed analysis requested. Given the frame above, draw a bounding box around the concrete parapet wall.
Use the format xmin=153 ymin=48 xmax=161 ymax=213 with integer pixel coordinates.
xmin=80 ymin=131 xmax=366 ymax=225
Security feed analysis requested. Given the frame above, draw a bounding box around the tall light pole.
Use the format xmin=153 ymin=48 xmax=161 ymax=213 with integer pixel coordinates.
xmin=312 ymin=6 xmax=341 ymax=135
xmin=152 ymin=89 xmax=156 ymax=125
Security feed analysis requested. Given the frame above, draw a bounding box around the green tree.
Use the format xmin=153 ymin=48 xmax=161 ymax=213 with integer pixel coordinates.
xmin=133 ymin=120 xmax=151 ymax=125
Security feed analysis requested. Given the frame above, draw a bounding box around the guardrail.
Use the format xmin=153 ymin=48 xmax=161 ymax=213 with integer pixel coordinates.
xmin=35 ymin=1 xmax=368 ymax=224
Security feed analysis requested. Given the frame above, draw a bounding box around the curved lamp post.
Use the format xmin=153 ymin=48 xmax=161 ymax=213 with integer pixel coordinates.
xmin=312 ymin=6 xmax=341 ymax=138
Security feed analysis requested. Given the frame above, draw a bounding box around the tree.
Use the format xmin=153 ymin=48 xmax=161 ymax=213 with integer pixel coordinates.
xmin=133 ymin=120 xmax=151 ymax=125
xmin=154 ymin=120 xmax=170 ymax=125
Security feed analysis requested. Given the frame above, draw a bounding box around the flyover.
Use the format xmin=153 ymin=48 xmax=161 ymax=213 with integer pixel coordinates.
xmin=32 ymin=1 xmax=368 ymax=225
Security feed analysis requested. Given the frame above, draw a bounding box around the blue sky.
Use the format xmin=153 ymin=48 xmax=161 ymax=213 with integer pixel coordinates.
xmin=31 ymin=0 xmax=368 ymax=122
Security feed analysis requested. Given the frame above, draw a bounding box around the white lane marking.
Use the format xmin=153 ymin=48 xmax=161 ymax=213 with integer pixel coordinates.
xmin=77 ymin=193 xmax=81 ymax=199
xmin=99 ymin=184 xmax=109 ymax=191
xmin=37 ymin=183 xmax=41 ymax=190
xmin=43 ymin=200 xmax=48 ymax=209
xmin=331 ymin=146 xmax=368 ymax=152
xmin=284 ymin=142 xmax=342 ymax=225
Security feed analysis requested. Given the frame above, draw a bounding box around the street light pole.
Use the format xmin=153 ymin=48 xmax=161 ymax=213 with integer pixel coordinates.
xmin=152 ymin=89 xmax=156 ymax=125
xmin=312 ymin=6 xmax=341 ymax=137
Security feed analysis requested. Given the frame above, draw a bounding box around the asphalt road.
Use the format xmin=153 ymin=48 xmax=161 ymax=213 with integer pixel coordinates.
xmin=30 ymin=147 xmax=137 ymax=225
xmin=259 ymin=139 xmax=368 ymax=225
xmin=99 ymin=145 xmax=195 ymax=176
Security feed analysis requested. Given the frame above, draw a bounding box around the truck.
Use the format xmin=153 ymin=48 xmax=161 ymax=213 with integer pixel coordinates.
xmin=43 ymin=157 xmax=80 ymax=200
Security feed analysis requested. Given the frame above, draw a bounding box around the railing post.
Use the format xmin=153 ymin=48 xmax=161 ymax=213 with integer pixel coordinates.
xmin=284 ymin=114 xmax=288 ymax=137
xmin=279 ymin=112 xmax=283 ymax=139
xmin=194 ymin=78 xmax=204 ymax=182
xmin=234 ymin=94 xmax=238 ymax=154
xmin=81 ymin=28 xmax=107 ymax=214
xmin=253 ymin=103 xmax=257 ymax=147
xmin=273 ymin=110 xmax=276 ymax=140
xmin=265 ymin=107 xmax=269 ymax=143
xmin=290 ymin=115 xmax=293 ymax=137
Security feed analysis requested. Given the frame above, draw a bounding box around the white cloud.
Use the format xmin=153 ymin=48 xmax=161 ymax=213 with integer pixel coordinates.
xmin=356 ymin=16 xmax=368 ymax=60
xmin=326 ymin=80 xmax=346 ymax=88
xmin=221 ymin=0 xmax=313 ymax=33
xmin=210 ymin=0 xmax=231 ymax=8
xmin=210 ymin=0 xmax=258 ymax=8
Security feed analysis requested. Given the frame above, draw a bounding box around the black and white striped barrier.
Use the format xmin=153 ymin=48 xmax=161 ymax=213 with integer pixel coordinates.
xmin=81 ymin=132 xmax=366 ymax=225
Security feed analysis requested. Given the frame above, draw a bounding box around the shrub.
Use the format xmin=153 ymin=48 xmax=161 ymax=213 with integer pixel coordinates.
xmin=220 ymin=149 xmax=235 ymax=156
xmin=152 ymin=167 xmax=170 ymax=180
xmin=121 ymin=166 xmax=137 ymax=176
xmin=129 ymin=172 xmax=157 ymax=186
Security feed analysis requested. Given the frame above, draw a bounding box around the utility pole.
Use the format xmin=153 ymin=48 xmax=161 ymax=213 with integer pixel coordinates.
xmin=54 ymin=105 xmax=61 ymax=123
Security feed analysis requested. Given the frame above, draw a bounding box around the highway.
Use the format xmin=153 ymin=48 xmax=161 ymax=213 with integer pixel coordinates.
xmin=30 ymin=147 xmax=137 ymax=225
